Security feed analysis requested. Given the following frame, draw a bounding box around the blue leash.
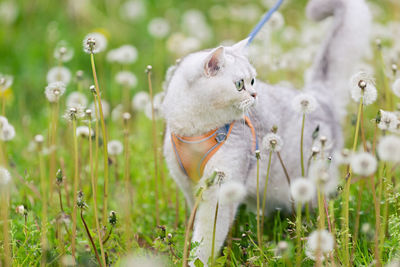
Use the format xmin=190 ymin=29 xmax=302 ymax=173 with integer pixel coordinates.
xmin=247 ymin=0 xmax=284 ymax=45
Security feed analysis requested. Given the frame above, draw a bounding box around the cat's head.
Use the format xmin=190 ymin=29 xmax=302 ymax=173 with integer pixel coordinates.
xmin=163 ymin=39 xmax=258 ymax=135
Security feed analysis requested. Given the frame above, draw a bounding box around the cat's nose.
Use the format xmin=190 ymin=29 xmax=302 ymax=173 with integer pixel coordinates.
xmin=251 ymin=92 xmax=257 ymax=98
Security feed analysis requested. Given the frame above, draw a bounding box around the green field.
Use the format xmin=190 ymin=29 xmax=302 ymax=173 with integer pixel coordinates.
xmin=1 ymin=0 xmax=400 ymax=266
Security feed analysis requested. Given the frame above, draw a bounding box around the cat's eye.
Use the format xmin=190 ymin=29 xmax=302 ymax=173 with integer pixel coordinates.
xmin=251 ymin=78 xmax=255 ymax=86
xmin=235 ymin=79 xmax=244 ymax=91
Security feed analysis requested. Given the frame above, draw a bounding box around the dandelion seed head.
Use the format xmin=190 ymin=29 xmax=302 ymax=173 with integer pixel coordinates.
xmin=291 ymin=93 xmax=317 ymax=114
xmin=106 ymin=45 xmax=138 ymax=64
xmin=45 ymin=82 xmax=66 ymax=103
xmin=89 ymin=100 xmax=110 ymax=119
xmin=131 ymin=92 xmax=149 ymax=112
xmin=334 ymin=149 xmax=352 ymax=165
xmin=144 ymin=101 xmax=162 ymax=120
xmin=392 ymin=79 xmax=400 ymax=98
xmin=120 ymin=0 xmax=146 ymax=22
xmin=66 ymin=92 xmax=88 ymax=109
xmin=76 ymin=126 xmax=92 ymax=138
xmin=148 ymin=18 xmax=170 ymax=39
xmin=378 ymin=110 xmax=398 ymax=131
xmin=262 ymin=133 xmax=283 ymax=152
xmin=275 ymin=241 xmax=290 ymax=257
xmin=377 ymin=135 xmax=400 ymax=163
xmin=16 ymin=205 xmax=25 ymax=215
xmin=0 ymin=116 xmax=8 ymax=127
xmin=83 ymin=32 xmax=107 ymax=54
xmin=63 ymin=105 xmax=84 ymax=121
xmin=0 ymin=167 xmax=11 ymax=187
xmin=306 ymin=230 xmax=334 ymax=261
xmin=350 ymin=71 xmax=377 ymax=105
xmin=108 ymin=140 xmax=123 ymax=156
xmin=54 ymin=42 xmax=74 ymax=62
xmin=47 ymin=66 xmax=72 ymax=85
xmin=309 ymin=159 xmax=338 ymax=195
xmin=0 ymin=73 xmax=13 ymax=92
xmin=0 ymin=123 xmax=15 ymax=141
xmin=34 ymin=134 xmax=44 ymax=144
xmin=218 ymin=181 xmax=246 ymax=205
xmin=350 ymin=152 xmax=377 ymax=177
xmin=115 ymin=71 xmax=137 ymax=88
xmin=290 ymin=177 xmax=315 ymax=204
xmin=122 ymin=112 xmax=131 ymax=121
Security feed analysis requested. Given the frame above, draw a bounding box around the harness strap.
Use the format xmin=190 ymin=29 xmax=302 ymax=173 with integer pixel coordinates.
xmin=171 ymin=116 xmax=258 ymax=183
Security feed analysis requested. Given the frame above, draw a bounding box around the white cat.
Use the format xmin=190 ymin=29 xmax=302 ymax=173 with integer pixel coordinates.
xmin=162 ymin=0 xmax=371 ymax=264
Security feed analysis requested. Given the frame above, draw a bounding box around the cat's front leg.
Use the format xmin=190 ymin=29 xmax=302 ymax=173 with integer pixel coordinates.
xmin=190 ymin=183 xmax=242 ymax=266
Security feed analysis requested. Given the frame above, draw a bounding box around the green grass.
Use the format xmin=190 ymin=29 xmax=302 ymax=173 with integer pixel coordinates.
xmin=1 ymin=0 xmax=400 ymax=266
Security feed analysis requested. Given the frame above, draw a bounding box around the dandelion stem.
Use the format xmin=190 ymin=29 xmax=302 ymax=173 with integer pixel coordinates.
xmin=146 ymin=67 xmax=160 ymax=226
xmin=210 ymin=200 xmax=219 ymax=266
xmin=1 ymin=191 xmax=11 ymax=267
xmin=183 ymin=187 xmax=205 ymax=267
xmin=49 ymin=102 xmax=59 ymax=202
xmin=123 ymin=116 xmax=133 ymax=249
xmin=71 ymin=118 xmax=79 ymax=259
xmin=380 ymin=164 xmax=391 ymax=258
xmin=90 ymin=53 xmax=110 ymax=226
xmin=256 ymin=152 xmax=262 ymax=246
xmin=295 ymin=203 xmax=302 ymax=267
xmin=89 ymin=118 xmax=106 ymax=267
xmin=80 ymin=208 xmax=103 ymax=267
xmin=261 ymin=151 xmax=273 ymax=243
xmin=343 ymin=97 xmax=363 ymax=266
xmin=300 ymin=113 xmax=306 ymax=177
xmin=39 ymin=148 xmax=48 ymax=266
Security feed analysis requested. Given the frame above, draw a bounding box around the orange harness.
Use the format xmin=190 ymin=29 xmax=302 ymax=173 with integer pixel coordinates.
xmin=171 ymin=116 xmax=258 ymax=183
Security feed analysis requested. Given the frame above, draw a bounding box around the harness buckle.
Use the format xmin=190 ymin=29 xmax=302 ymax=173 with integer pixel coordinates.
xmin=215 ymin=132 xmax=227 ymax=143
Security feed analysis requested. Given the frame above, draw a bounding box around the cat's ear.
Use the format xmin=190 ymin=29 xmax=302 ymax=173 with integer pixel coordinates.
xmin=231 ymin=38 xmax=249 ymax=55
xmin=204 ymin=46 xmax=225 ymax=77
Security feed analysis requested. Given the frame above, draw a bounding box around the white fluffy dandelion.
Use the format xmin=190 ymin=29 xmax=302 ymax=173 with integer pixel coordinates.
xmin=291 ymin=93 xmax=317 ymax=114
xmin=45 ymin=82 xmax=66 ymax=103
xmin=54 ymin=42 xmax=74 ymax=62
xmin=0 ymin=123 xmax=15 ymax=141
xmin=308 ymin=159 xmax=338 ymax=195
xmin=350 ymin=71 xmax=377 ymax=105
xmin=218 ymin=181 xmax=246 ymax=205
xmin=132 ymin=91 xmax=150 ymax=111
xmin=111 ymin=104 xmax=124 ymax=122
xmin=108 ymin=140 xmax=123 ymax=156
xmin=0 ymin=167 xmax=12 ymax=187
xmin=107 ymin=45 xmax=138 ymax=64
xmin=115 ymin=71 xmax=137 ymax=88
xmin=392 ymin=79 xmax=400 ymax=97
xmin=63 ymin=106 xmax=85 ymax=122
xmin=350 ymin=152 xmax=377 ymax=177
xmin=334 ymin=149 xmax=352 ymax=165
xmin=66 ymin=92 xmax=88 ymax=109
xmin=262 ymin=133 xmax=283 ymax=152
xmin=89 ymin=100 xmax=110 ymax=119
xmin=290 ymin=177 xmax=316 ymax=204
xmin=0 ymin=73 xmax=13 ymax=92
xmin=306 ymin=230 xmax=334 ymax=261
xmin=144 ymin=101 xmax=162 ymax=120
xmin=377 ymin=135 xmax=400 ymax=163
xmin=46 ymin=66 xmax=72 ymax=85
xmin=0 ymin=116 xmax=8 ymax=127
xmin=148 ymin=18 xmax=170 ymax=38
xmin=76 ymin=126 xmax=92 ymax=138
xmin=83 ymin=32 xmax=107 ymax=54
xmin=120 ymin=0 xmax=146 ymax=22
xmin=378 ymin=110 xmax=398 ymax=131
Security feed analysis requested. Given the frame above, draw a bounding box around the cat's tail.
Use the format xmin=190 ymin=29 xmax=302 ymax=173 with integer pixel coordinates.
xmin=305 ymin=0 xmax=371 ymax=118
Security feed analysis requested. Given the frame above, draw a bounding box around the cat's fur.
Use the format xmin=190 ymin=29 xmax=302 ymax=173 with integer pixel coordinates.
xmin=162 ymin=0 xmax=371 ymax=264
